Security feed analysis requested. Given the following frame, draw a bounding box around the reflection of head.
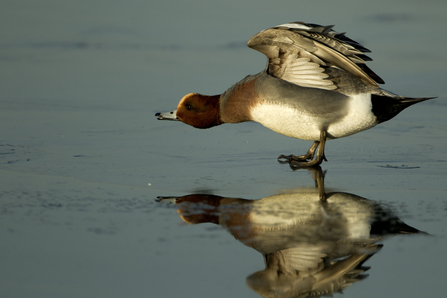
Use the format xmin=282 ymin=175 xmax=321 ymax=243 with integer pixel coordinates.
xmin=175 ymin=194 xmax=222 ymax=225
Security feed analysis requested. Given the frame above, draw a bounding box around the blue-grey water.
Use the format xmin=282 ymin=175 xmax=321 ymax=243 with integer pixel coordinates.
xmin=1 ymin=1 xmax=447 ymax=297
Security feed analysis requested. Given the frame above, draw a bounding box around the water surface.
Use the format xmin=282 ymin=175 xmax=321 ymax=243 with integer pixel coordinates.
xmin=1 ymin=1 xmax=447 ymax=297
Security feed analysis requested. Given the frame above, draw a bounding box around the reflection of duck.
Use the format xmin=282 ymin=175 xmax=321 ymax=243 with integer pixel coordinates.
xmin=156 ymin=21 xmax=434 ymax=167
xmin=157 ymin=169 xmax=425 ymax=297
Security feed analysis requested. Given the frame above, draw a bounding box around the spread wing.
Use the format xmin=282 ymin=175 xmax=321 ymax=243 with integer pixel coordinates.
xmin=247 ymin=22 xmax=384 ymax=90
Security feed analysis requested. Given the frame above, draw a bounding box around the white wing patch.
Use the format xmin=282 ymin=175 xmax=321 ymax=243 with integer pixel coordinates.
xmin=281 ymin=57 xmax=337 ymax=90
xmin=276 ymin=23 xmax=313 ymax=30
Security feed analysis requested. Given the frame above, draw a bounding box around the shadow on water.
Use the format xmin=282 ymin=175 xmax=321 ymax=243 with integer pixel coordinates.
xmin=157 ymin=167 xmax=427 ymax=298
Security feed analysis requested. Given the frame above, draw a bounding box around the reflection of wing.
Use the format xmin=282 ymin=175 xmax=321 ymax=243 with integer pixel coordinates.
xmin=278 ymin=246 xmax=326 ymax=273
xmin=312 ymin=250 xmax=378 ymax=295
xmin=249 ymin=245 xmax=382 ymax=298
xmin=247 ymin=22 xmax=384 ymax=90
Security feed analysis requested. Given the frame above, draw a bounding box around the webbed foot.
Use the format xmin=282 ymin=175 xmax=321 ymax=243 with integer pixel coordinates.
xmin=278 ymin=131 xmax=328 ymax=169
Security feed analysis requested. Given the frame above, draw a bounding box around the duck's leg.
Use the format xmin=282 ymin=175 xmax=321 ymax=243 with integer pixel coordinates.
xmin=278 ymin=141 xmax=319 ymax=162
xmin=279 ymin=131 xmax=328 ymax=168
xmin=311 ymin=166 xmax=327 ymax=201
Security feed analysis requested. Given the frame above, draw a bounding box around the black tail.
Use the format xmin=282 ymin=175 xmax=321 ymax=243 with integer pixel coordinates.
xmin=371 ymin=94 xmax=435 ymax=124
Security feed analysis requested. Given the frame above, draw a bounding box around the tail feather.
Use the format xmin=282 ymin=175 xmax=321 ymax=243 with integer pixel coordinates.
xmin=371 ymin=94 xmax=436 ymax=124
xmin=399 ymin=97 xmax=436 ymax=104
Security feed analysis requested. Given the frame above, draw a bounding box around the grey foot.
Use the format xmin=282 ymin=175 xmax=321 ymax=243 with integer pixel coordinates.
xmin=278 ymin=131 xmax=328 ymax=169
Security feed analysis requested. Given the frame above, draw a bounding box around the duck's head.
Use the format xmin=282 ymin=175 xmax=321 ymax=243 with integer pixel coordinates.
xmin=155 ymin=93 xmax=222 ymax=129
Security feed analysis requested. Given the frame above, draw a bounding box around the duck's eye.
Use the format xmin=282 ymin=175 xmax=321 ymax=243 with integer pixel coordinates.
xmin=186 ymin=104 xmax=192 ymax=111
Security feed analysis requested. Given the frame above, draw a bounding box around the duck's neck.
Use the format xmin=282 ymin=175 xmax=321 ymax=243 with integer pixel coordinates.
xmin=220 ymin=75 xmax=260 ymax=123
xmin=201 ymin=94 xmax=223 ymax=127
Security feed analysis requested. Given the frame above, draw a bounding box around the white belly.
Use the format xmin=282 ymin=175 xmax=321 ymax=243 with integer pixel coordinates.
xmin=250 ymin=94 xmax=377 ymax=141
xmin=327 ymin=93 xmax=377 ymax=138
xmin=250 ymin=103 xmax=323 ymax=140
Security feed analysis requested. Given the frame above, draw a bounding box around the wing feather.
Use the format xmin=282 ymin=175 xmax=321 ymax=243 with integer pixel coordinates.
xmin=247 ymin=22 xmax=384 ymax=90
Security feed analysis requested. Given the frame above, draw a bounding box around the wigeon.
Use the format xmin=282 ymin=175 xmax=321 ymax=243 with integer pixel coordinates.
xmin=156 ymin=22 xmax=434 ymax=167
